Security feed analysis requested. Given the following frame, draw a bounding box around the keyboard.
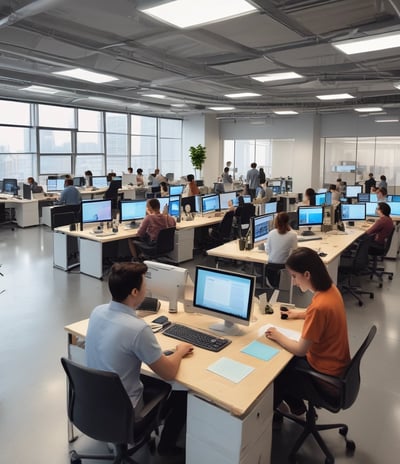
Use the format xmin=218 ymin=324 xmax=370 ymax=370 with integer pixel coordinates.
xmin=298 ymin=235 xmax=323 ymax=242
xmin=162 ymin=323 xmax=231 ymax=352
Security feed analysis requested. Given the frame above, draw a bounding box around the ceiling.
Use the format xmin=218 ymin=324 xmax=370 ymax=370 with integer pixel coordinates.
xmin=1 ymin=0 xmax=400 ymax=119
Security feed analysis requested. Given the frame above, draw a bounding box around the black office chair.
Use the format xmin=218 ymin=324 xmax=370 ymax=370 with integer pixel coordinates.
xmin=234 ymin=203 xmax=255 ymax=238
xmin=338 ymin=235 xmax=374 ymax=306
xmin=61 ymin=357 xmax=171 ymax=464
xmin=265 ymin=262 xmax=286 ymax=289
xmin=277 ymin=325 xmax=377 ymax=464
xmin=206 ymin=210 xmax=234 ymax=249
xmin=134 ymin=227 xmax=176 ymax=262
xmin=104 ymin=180 xmax=122 ymax=211
xmin=368 ymin=228 xmax=395 ymax=287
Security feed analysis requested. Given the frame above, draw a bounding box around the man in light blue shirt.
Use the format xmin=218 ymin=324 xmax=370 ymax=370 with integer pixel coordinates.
xmin=246 ymin=162 xmax=259 ymax=199
xmin=59 ymin=178 xmax=81 ymax=205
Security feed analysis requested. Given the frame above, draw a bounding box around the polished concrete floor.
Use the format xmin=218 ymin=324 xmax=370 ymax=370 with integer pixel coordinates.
xmin=0 ymin=225 xmax=399 ymax=463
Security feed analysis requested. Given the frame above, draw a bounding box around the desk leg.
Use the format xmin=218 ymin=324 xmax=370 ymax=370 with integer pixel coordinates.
xmin=186 ymin=388 xmax=273 ymax=464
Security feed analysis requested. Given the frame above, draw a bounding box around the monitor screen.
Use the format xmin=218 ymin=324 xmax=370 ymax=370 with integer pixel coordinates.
xmin=315 ymin=192 xmax=326 ymax=206
xmin=91 ymin=176 xmax=108 ymax=189
xmin=272 ymin=186 xmax=281 ymax=194
xmin=181 ymin=195 xmax=200 ymax=213
xmin=265 ymin=201 xmax=278 ymax=214
xmin=168 ymin=195 xmax=181 ymax=218
xmin=144 ymin=261 xmax=188 ymax=312
xmin=345 ymin=185 xmax=362 ymax=198
xmin=341 ymin=203 xmax=366 ymax=221
xmin=122 ymin=173 xmax=136 ymax=185
xmin=22 ymin=183 xmax=31 ymax=199
xmin=202 ymin=194 xmax=220 ymax=213
xmin=169 ymin=185 xmax=184 ymax=196
xmin=193 ymin=266 xmax=256 ymax=335
xmin=119 ymin=200 xmax=147 ymax=222
xmin=298 ymin=206 xmax=324 ymax=227
xmin=366 ymin=202 xmax=378 ymax=216
xmin=219 ymin=191 xmax=237 ymax=209
xmin=158 ymin=196 xmax=170 ymax=214
xmin=317 ymin=188 xmax=327 ymax=193
xmin=73 ymin=176 xmax=85 ymax=187
xmin=357 ymin=193 xmax=370 ymax=203
xmin=2 ymin=178 xmax=18 ymax=194
xmin=81 ymin=199 xmax=112 ymax=224
xmin=390 ymin=195 xmax=400 ymax=202
xmin=251 ymin=213 xmax=274 ymax=245
xmin=370 ymin=193 xmax=378 ymax=202
xmin=387 ymin=202 xmax=400 ymax=216
xmin=47 ymin=178 xmax=65 ymax=191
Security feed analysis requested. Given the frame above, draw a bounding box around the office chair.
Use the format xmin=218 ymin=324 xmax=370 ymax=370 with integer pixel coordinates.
xmin=265 ymin=262 xmax=286 ymax=289
xmin=368 ymin=228 xmax=395 ymax=287
xmin=277 ymin=325 xmax=377 ymax=464
xmin=61 ymin=357 xmax=171 ymax=464
xmin=234 ymin=203 xmax=255 ymax=238
xmin=134 ymin=227 xmax=176 ymax=262
xmin=338 ymin=235 xmax=374 ymax=306
xmin=206 ymin=210 xmax=234 ymax=249
xmin=104 ymin=180 xmax=122 ymax=211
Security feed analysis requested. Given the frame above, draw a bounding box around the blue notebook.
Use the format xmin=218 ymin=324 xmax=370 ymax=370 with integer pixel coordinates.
xmin=241 ymin=340 xmax=280 ymax=361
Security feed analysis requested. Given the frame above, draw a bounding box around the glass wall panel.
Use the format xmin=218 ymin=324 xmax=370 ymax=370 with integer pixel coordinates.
xmin=39 ymin=130 xmax=72 ymax=153
xmin=78 ymin=109 xmax=103 ymax=132
xmin=235 ymin=140 xmax=255 ymax=180
xmin=256 ymin=139 xmax=272 ymax=178
xmin=40 ymin=155 xmax=71 ymax=174
xmin=38 ymin=104 xmax=75 ymax=128
xmin=159 ymin=138 xmax=182 ymax=176
xmin=75 ymin=155 xmax=105 ymax=176
xmin=0 ymin=154 xmax=35 ymax=179
xmin=106 ymin=156 xmax=127 ymax=175
xmin=77 ymin=132 xmax=104 ymax=153
xmin=106 ymin=112 xmax=128 ymax=133
xmin=323 ymin=137 xmax=357 ymax=186
xmin=0 ymin=127 xmax=36 ymax=153
xmin=131 ymin=115 xmax=156 ymax=135
xmin=131 ymin=155 xmax=157 ymax=177
xmin=160 ymin=118 xmax=181 ymax=138
xmin=0 ymin=101 xmax=31 ymax=125
xmin=375 ymin=137 xmax=400 ymax=189
xmin=356 ymin=138 xmax=375 ymax=184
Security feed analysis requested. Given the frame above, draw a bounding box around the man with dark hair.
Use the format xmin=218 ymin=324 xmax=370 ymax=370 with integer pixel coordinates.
xmin=129 ymin=198 xmax=176 ymax=259
xmin=246 ymin=162 xmax=259 ymax=200
xmin=59 ymin=178 xmax=81 ymax=205
xmin=365 ymin=173 xmax=376 ymax=193
xmin=365 ymin=202 xmax=394 ymax=251
xmin=182 ymin=174 xmax=200 ymax=197
xmin=86 ymin=262 xmax=193 ymax=456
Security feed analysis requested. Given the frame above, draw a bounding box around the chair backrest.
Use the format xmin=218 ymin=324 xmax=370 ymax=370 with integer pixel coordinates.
xmin=61 ymin=357 xmax=135 ymax=444
xmin=104 ymin=180 xmax=121 ymax=199
xmin=353 ymin=235 xmax=373 ymax=272
xmin=383 ymin=226 xmax=395 ymax=256
xmin=156 ymin=227 xmax=176 ymax=254
xmin=236 ymin=203 xmax=255 ymax=229
xmin=217 ymin=210 xmax=234 ymax=239
xmin=51 ymin=204 xmax=80 ymax=229
xmin=341 ymin=325 xmax=377 ymax=409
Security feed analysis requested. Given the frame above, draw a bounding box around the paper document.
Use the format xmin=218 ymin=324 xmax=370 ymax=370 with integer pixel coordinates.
xmin=258 ymin=323 xmax=301 ymax=341
xmin=207 ymin=357 xmax=254 ymax=383
xmin=241 ymin=340 xmax=280 ymax=361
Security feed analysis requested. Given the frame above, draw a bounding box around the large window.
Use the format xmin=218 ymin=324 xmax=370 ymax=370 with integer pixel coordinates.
xmin=159 ymin=118 xmax=182 ymax=176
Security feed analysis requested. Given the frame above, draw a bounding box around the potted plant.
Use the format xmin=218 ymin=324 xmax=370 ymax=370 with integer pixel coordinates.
xmin=189 ymin=144 xmax=207 ymax=178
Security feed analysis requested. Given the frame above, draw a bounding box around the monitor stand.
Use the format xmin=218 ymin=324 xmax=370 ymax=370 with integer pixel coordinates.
xmin=209 ymin=320 xmax=243 ymax=336
xmin=301 ymin=227 xmax=315 ymax=236
xmin=125 ymin=221 xmax=139 ymax=229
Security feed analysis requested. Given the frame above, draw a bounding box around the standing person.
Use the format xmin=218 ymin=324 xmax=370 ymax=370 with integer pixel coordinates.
xmin=84 ymin=170 xmax=93 ymax=187
xmin=136 ymin=168 xmax=144 ymax=186
xmin=85 ymin=262 xmax=193 ymax=457
xmin=128 ymin=198 xmax=176 ymax=259
xmin=329 ymin=184 xmax=340 ymax=203
xmin=365 ymin=173 xmax=376 ymax=194
xmin=58 ymin=178 xmax=81 ymax=205
xmin=265 ymin=247 xmax=350 ymax=416
xmin=160 ymin=181 xmax=169 ymax=197
xmin=148 ymin=168 xmax=165 ymax=187
xmin=221 ymin=167 xmax=233 ymax=185
xmin=246 ymin=162 xmax=259 ymax=200
xmin=182 ymin=174 xmax=200 ymax=197
xmin=259 ymin=167 xmax=266 ymax=186
xmin=378 ymin=175 xmax=388 ymax=190
xmin=127 ymin=167 xmax=133 ymax=174
xmin=365 ymin=202 xmax=394 ymax=252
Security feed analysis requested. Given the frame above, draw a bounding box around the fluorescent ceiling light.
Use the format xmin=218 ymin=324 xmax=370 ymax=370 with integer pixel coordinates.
xmin=333 ymin=31 xmax=400 ymax=55
xmin=140 ymin=0 xmax=256 ymax=29
xmin=53 ymin=68 xmax=118 ymax=83
xmin=208 ymin=106 xmax=235 ymax=111
xmin=252 ymin=72 xmax=303 ymax=83
xmin=171 ymin=103 xmax=187 ymax=107
xmin=354 ymin=107 xmax=383 ymax=112
xmin=394 ymin=83 xmax=400 ymax=90
xmin=225 ymin=92 xmax=261 ymax=99
xmin=316 ymin=93 xmax=354 ymax=100
xmin=142 ymin=94 xmax=166 ymax=99
xmin=375 ymin=118 xmax=399 ymax=123
xmin=274 ymin=110 xmax=298 ymax=115
xmin=20 ymin=85 xmax=59 ymax=94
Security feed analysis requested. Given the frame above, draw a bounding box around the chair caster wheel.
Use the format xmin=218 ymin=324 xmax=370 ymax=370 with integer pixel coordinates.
xmin=346 ymin=440 xmax=356 ymax=452
xmin=339 ymin=425 xmax=348 ymax=436
xmin=369 ymin=293 xmax=374 ymax=299
xmin=389 ymin=276 xmax=393 ymax=280
xmin=70 ymin=451 xmax=81 ymax=464
xmin=358 ymin=301 xmax=363 ymax=307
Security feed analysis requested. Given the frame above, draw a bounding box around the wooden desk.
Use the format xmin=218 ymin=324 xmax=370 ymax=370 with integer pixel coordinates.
xmin=0 ymin=197 xmax=39 ymax=227
xmin=207 ymin=228 xmax=365 ymax=284
xmin=65 ymin=300 xmax=303 ymax=464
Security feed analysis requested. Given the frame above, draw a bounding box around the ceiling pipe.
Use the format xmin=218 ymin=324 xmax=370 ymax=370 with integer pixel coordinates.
xmin=0 ymin=0 xmax=63 ymax=28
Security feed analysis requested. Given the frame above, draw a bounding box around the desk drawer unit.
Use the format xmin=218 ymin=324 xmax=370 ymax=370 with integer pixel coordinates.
xmin=169 ymin=228 xmax=194 ymax=263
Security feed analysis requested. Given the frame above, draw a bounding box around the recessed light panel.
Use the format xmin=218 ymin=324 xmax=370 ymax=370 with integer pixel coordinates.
xmin=53 ymin=68 xmax=118 ymax=83
xmin=274 ymin=110 xmax=298 ymax=115
xmin=354 ymin=107 xmax=383 ymax=112
xmin=333 ymin=32 xmax=400 ymax=55
xmin=252 ymin=72 xmax=303 ymax=83
xmin=225 ymin=92 xmax=261 ymax=99
xmin=316 ymin=93 xmax=354 ymax=100
xmin=20 ymin=85 xmax=59 ymax=94
xmin=208 ymin=106 xmax=235 ymax=111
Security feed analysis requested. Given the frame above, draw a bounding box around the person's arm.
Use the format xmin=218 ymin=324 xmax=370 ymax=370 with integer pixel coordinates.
xmin=136 ymin=216 xmax=149 ymax=238
xmin=149 ymin=343 xmax=193 ymax=380
xmin=265 ymin=328 xmax=311 ymax=356
xmin=365 ymin=218 xmax=381 ymax=236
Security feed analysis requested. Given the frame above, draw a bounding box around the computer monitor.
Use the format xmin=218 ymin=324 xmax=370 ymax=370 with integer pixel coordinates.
xmin=219 ymin=191 xmax=237 ymax=209
xmin=390 ymin=195 xmax=400 ymax=202
xmin=201 ymin=194 xmax=220 ymax=214
xmin=265 ymin=201 xmax=278 ymax=215
xmin=122 ymin=173 xmax=136 ymax=185
xmin=144 ymin=261 xmax=188 ymax=312
xmin=317 ymin=188 xmax=327 ymax=193
xmin=193 ymin=266 xmax=256 ymax=335
xmin=345 ymin=185 xmax=362 ymax=198
xmin=251 ymin=213 xmax=274 ymax=245
xmin=158 ymin=196 xmax=170 ymax=214
xmin=387 ymin=202 xmax=400 ymax=216
xmin=243 ymin=195 xmax=252 ymax=203
xmin=91 ymin=176 xmax=108 ymax=189
xmin=297 ymin=206 xmax=324 ymax=235
xmin=2 ymin=178 xmax=18 ymax=194
xmin=169 ymin=185 xmax=184 ymax=196
xmin=47 ymin=178 xmax=65 ymax=192
xmin=340 ymin=203 xmax=366 ymax=222
xmin=357 ymin=193 xmax=370 ymax=203
xmin=181 ymin=195 xmax=201 ymax=214
xmin=366 ymin=202 xmax=378 ymax=217
xmin=168 ymin=195 xmax=181 ymax=219
xmin=272 ymin=186 xmax=281 ymax=194
xmin=119 ymin=200 xmax=147 ymax=226
xmin=22 ymin=183 xmax=31 ymax=200
xmin=370 ymin=193 xmax=378 ymax=202
xmin=81 ymin=199 xmax=112 ymax=225
xmin=73 ymin=176 xmax=85 ymax=187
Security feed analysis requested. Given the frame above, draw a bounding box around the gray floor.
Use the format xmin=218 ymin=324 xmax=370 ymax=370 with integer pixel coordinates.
xmin=0 ymin=225 xmax=399 ymax=463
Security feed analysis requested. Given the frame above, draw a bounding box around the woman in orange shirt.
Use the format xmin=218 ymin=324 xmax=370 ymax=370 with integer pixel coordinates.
xmin=265 ymin=247 xmax=350 ymax=415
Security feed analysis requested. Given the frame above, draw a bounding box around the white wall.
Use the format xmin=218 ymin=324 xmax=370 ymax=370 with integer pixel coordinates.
xmin=182 ymin=114 xmax=205 ymax=179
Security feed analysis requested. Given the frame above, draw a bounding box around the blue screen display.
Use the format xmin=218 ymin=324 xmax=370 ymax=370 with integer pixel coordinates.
xmin=202 ymin=194 xmax=220 ymax=213
xmin=341 ymin=203 xmax=366 ymax=221
xmin=120 ymin=200 xmax=147 ymax=222
xmin=298 ymin=206 xmax=324 ymax=226
xmin=82 ymin=200 xmax=112 ymax=223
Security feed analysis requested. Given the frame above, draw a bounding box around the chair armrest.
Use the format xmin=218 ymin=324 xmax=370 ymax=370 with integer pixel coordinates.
xmin=295 ymin=366 xmax=343 ymax=389
xmin=136 ymin=391 xmax=170 ymax=421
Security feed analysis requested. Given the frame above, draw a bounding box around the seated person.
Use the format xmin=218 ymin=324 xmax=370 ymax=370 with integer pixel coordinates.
xmin=57 ymin=178 xmax=81 ymax=205
xmin=265 ymin=212 xmax=298 ymax=287
xmin=129 ymin=198 xmax=176 ymax=259
xmin=301 ymin=187 xmax=316 ymax=206
xmin=84 ymin=170 xmax=93 ymax=187
xmin=160 ymin=181 xmax=169 ymax=197
xmin=329 ymin=184 xmax=340 ymax=203
xmin=221 ymin=167 xmax=233 ymax=185
xmin=136 ymin=168 xmax=144 ymax=186
xmin=27 ymin=176 xmax=43 ymax=193
xmin=376 ymin=187 xmax=387 ymax=202
xmin=265 ymin=247 xmax=350 ymax=417
xmin=127 ymin=167 xmax=133 ymax=174
xmin=365 ymin=202 xmax=394 ymax=252
xmin=182 ymin=174 xmax=200 ymax=197
xmin=86 ymin=262 xmax=193 ymax=456
xmin=229 ymin=196 xmax=255 ymax=238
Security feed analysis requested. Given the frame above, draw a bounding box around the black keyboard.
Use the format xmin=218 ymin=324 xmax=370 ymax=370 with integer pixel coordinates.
xmin=162 ymin=323 xmax=231 ymax=352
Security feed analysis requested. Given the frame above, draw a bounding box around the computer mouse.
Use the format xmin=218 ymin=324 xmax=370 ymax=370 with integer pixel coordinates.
xmin=280 ymin=306 xmax=289 ymax=320
xmin=319 ymin=252 xmax=327 ymax=257
xmin=163 ymin=350 xmax=175 ymax=356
